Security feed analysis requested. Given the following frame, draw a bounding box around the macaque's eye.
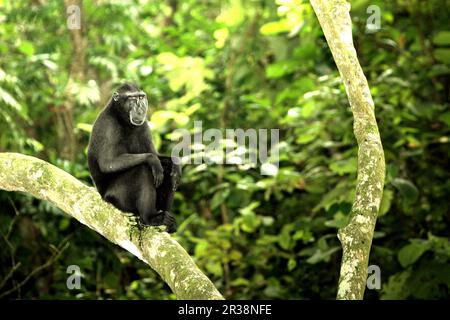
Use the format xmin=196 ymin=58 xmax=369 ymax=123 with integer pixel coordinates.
xmin=125 ymin=98 xmax=135 ymax=108
xmin=127 ymin=96 xmax=140 ymax=106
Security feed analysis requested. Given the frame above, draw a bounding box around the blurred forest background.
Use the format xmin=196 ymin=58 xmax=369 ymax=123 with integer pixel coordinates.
xmin=0 ymin=0 xmax=449 ymax=300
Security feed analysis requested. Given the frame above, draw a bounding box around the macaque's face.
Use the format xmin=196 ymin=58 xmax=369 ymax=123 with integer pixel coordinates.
xmin=113 ymin=90 xmax=148 ymax=126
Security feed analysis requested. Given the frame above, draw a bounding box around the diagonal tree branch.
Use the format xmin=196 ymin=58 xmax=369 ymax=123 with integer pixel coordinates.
xmin=0 ymin=152 xmax=224 ymax=300
xmin=310 ymin=0 xmax=386 ymax=299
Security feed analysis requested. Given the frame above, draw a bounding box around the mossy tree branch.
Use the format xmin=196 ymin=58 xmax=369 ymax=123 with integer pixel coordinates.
xmin=310 ymin=0 xmax=386 ymax=299
xmin=0 ymin=152 xmax=224 ymax=300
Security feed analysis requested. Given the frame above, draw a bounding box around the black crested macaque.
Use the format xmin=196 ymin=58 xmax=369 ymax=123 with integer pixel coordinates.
xmin=87 ymin=83 xmax=180 ymax=233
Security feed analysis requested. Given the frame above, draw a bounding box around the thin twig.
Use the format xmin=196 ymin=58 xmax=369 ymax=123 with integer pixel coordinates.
xmin=0 ymin=241 xmax=70 ymax=299
xmin=0 ymin=262 xmax=22 ymax=291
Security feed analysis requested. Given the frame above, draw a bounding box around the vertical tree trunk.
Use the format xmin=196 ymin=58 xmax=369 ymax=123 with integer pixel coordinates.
xmin=309 ymin=0 xmax=386 ymax=300
xmin=59 ymin=0 xmax=87 ymax=160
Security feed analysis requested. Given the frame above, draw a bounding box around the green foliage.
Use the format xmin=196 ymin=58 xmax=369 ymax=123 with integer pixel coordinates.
xmin=0 ymin=0 xmax=449 ymax=300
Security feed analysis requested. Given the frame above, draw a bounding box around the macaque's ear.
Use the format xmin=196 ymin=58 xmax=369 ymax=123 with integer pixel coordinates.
xmin=113 ymin=92 xmax=120 ymax=102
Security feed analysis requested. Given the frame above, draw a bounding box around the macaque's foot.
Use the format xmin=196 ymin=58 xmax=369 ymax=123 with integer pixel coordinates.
xmin=141 ymin=211 xmax=164 ymax=226
xmin=140 ymin=211 xmax=176 ymax=233
xmin=123 ymin=212 xmax=139 ymax=227
xmin=162 ymin=211 xmax=177 ymax=233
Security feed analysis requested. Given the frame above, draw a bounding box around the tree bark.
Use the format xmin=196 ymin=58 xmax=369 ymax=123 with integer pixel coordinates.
xmin=0 ymin=152 xmax=224 ymax=300
xmin=58 ymin=0 xmax=87 ymax=160
xmin=309 ymin=0 xmax=386 ymax=300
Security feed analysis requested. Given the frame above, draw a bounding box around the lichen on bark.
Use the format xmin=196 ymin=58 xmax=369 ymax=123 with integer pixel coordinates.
xmin=0 ymin=152 xmax=224 ymax=300
xmin=309 ymin=0 xmax=386 ymax=300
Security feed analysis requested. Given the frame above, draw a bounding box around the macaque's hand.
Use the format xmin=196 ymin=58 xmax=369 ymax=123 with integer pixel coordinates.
xmin=147 ymin=154 xmax=164 ymax=187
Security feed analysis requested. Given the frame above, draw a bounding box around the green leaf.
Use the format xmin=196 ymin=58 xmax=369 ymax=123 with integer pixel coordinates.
xmin=287 ymin=258 xmax=297 ymax=271
xmin=0 ymin=87 xmax=29 ymax=121
xmin=216 ymin=0 xmax=244 ymax=27
xmin=398 ymin=240 xmax=430 ymax=268
xmin=313 ymin=181 xmax=352 ymax=212
xmin=231 ymin=278 xmax=250 ymax=287
xmin=299 ymin=101 xmax=316 ymax=118
xmin=76 ymin=123 xmax=93 ymax=133
xmin=266 ymin=61 xmax=297 ymax=79
xmin=296 ymin=133 xmax=316 ymax=144
xmin=428 ymin=64 xmax=450 ymax=77
xmin=434 ymin=48 xmax=450 ymax=64
xmin=293 ymin=230 xmax=314 ymax=243
xmin=58 ymin=218 xmax=70 ymax=231
xmin=441 ymin=112 xmax=450 ymax=127
xmin=210 ymin=189 xmax=230 ymax=210
xmin=432 ymin=31 xmax=450 ymax=46
xmin=25 ymin=138 xmax=44 ymax=152
xmin=90 ymin=56 xmax=118 ymax=79
xmin=260 ymin=20 xmax=290 ymax=35
xmin=295 ymin=123 xmax=321 ymax=144
xmin=229 ymin=250 xmax=242 ymax=261
xmin=261 ymin=216 xmax=274 ymax=226
xmin=263 ymin=285 xmax=281 ymax=298
xmin=324 ymin=212 xmax=349 ymax=228
xmin=278 ymin=224 xmax=295 ymax=250
xmin=194 ymin=241 xmax=209 ymax=258
xmin=329 ymin=158 xmax=358 ymax=175
xmin=278 ymin=229 xmax=291 ymax=250
xmin=213 ymin=28 xmax=229 ymax=49
xmin=205 ymin=261 xmax=223 ymax=276
xmin=151 ymin=110 xmax=189 ymax=129
xmin=241 ymin=213 xmax=260 ymax=233
xmin=392 ymin=178 xmax=419 ymax=204
xmin=379 ymin=189 xmax=393 ymax=216
xmin=306 ymin=247 xmax=340 ymax=264
xmin=381 ymin=271 xmax=411 ymax=299
xmin=239 ymin=201 xmax=259 ymax=216
xmin=18 ymin=41 xmax=35 ymax=56
xmin=129 ymin=280 xmax=139 ymax=291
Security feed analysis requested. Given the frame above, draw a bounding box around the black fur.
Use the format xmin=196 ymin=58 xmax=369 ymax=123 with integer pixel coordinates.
xmin=87 ymin=83 xmax=180 ymax=233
